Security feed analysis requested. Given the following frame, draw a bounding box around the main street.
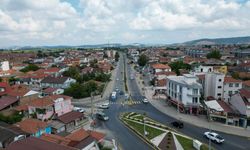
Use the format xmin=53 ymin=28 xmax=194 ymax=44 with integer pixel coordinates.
xmin=92 ymin=53 xmax=249 ymax=150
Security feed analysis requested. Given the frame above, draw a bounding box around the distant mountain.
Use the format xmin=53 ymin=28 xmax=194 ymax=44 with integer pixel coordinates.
xmin=182 ymin=36 xmax=250 ymax=45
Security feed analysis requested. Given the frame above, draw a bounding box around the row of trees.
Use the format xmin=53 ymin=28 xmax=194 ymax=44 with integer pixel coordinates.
xmin=169 ymin=61 xmax=191 ymax=75
xmin=20 ymin=64 xmax=40 ymax=73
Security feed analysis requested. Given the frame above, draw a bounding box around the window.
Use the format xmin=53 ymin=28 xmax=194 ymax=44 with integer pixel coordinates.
xmin=235 ymin=83 xmax=239 ymax=87
xmin=218 ymin=86 xmax=222 ymax=89
xmin=192 ymin=97 xmax=198 ymax=103
xmin=218 ymin=79 xmax=222 ymax=82
xmin=229 ymin=91 xmax=232 ymax=95
xmin=229 ymin=83 xmax=233 ymax=87
xmin=217 ymin=93 xmax=221 ymax=96
xmin=193 ymin=89 xmax=198 ymax=95
xmin=235 ymin=91 xmax=238 ymax=94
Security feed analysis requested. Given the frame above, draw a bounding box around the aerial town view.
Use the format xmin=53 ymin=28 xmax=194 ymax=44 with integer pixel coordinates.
xmin=0 ymin=0 xmax=250 ymax=150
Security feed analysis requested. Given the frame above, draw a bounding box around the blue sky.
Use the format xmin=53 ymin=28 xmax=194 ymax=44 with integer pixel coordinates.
xmin=0 ymin=0 xmax=250 ymax=47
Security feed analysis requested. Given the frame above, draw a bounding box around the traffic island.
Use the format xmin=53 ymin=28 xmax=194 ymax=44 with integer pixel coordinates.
xmin=120 ymin=112 xmax=212 ymax=150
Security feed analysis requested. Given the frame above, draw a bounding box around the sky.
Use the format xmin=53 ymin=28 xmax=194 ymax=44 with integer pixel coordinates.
xmin=0 ymin=0 xmax=250 ymax=47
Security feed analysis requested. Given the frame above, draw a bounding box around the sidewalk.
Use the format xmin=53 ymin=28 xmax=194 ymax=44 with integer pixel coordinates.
xmin=134 ymin=72 xmax=250 ymax=138
xmin=144 ymin=88 xmax=250 ymax=138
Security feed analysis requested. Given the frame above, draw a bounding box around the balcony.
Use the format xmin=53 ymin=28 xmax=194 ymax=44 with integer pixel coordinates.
xmin=187 ymin=93 xmax=200 ymax=97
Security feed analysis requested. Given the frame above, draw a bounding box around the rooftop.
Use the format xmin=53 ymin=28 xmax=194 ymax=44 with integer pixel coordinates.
xmin=57 ymin=111 xmax=85 ymax=124
xmin=15 ymin=118 xmax=48 ymax=134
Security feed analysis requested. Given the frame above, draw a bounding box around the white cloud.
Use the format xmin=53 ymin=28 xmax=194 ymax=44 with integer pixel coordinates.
xmin=0 ymin=0 xmax=250 ymax=46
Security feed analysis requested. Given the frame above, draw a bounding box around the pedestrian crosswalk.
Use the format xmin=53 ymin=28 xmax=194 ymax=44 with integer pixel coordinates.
xmin=109 ymin=100 xmax=143 ymax=105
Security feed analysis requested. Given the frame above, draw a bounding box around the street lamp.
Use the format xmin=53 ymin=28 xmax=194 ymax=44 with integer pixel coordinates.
xmin=143 ymin=112 xmax=147 ymax=137
xmin=207 ymin=107 xmax=211 ymax=150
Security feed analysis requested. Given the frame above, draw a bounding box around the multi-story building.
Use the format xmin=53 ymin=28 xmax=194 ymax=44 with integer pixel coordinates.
xmin=166 ymin=74 xmax=202 ymax=114
xmin=204 ymin=72 xmax=225 ymax=100
xmin=223 ymin=77 xmax=242 ymax=102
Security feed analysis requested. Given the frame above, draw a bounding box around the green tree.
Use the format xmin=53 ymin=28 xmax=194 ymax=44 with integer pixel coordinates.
xmin=0 ymin=77 xmax=2 ymax=82
xmin=20 ymin=64 xmax=40 ymax=72
xmin=115 ymin=52 xmax=120 ymax=61
xmin=206 ymin=50 xmax=222 ymax=59
xmin=138 ymin=54 xmax=148 ymax=66
xmin=169 ymin=61 xmax=191 ymax=75
xmin=63 ymin=67 xmax=81 ymax=82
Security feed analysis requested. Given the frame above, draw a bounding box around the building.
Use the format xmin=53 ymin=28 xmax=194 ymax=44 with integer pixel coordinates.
xmin=40 ymin=76 xmax=76 ymax=89
xmin=185 ymin=49 xmax=208 ymax=58
xmin=166 ymin=74 xmax=202 ymax=114
xmin=151 ymin=63 xmax=171 ymax=74
xmin=193 ymin=65 xmax=213 ymax=73
xmin=14 ymin=119 xmax=51 ymax=137
xmin=213 ymin=66 xmax=227 ymax=74
xmin=204 ymin=73 xmax=225 ymax=100
xmin=0 ymin=61 xmax=10 ymax=71
xmin=223 ymin=77 xmax=242 ymax=102
xmin=0 ymin=96 xmax=19 ymax=112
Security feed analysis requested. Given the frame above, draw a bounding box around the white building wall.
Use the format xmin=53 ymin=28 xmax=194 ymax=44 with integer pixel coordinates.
xmin=230 ymin=94 xmax=247 ymax=116
xmin=0 ymin=61 xmax=10 ymax=71
xmin=223 ymin=82 xmax=242 ymax=102
xmin=205 ymin=73 xmax=225 ymax=99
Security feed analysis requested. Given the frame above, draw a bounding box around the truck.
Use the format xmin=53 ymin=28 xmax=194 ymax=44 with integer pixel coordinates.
xmin=111 ymin=91 xmax=117 ymax=101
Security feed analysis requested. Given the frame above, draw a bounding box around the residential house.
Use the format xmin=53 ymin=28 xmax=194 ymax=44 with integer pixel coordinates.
xmin=151 ymin=63 xmax=171 ymax=74
xmin=6 ymin=136 xmax=75 ymax=150
xmin=213 ymin=66 xmax=228 ymax=74
xmin=28 ymin=95 xmax=73 ymax=120
xmin=154 ymin=71 xmax=176 ymax=80
xmin=55 ymin=111 xmax=88 ymax=132
xmin=15 ymin=118 xmax=51 ymax=137
xmin=230 ymin=89 xmax=250 ymax=128
xmin=98 ymin=62 xmax=112 ymax=73
xmin=40 ymin=76 xmax=76 ymax=89
xmin=205 ymin=100 xmax=243 ymax=127
xmin=193 ymin=65 xmax=213 ymax=73
xmin=0 ymin=96 xmax=19 ymax=112
xmin=0 ymin=82 xmax=11 ymax=97
xmin=43 ymin=87 xmax=64 ymax=96
xmin=223 ymin=77 xmax=242 ymax=102
xmin=243 ymin=80 xmax=250 ymax=90
xmin=0 ymin=122 xmax=28 ymax=148
xmin=166 ymin=74 xmax=202 ymax=114
xmin=8 ymin=85 xmax=39 ymax=105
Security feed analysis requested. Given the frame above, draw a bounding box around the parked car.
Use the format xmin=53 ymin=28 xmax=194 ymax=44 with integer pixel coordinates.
xmin=142 ymin=98 xmax=149 ymax=104
xmin=204 ymin=132 xmax=225 ymax=144
xmin=171 ymin=121 xmax=184 ymax=128
xmin=98 ymin=103 xmax=109 ymax=109
xmin=96 ymin=112 xmax=109 ymax=121
xmin=119 ymin=90 xmax=124 ymax=95
xmin=73 ymin=107 xmax=85 ymax=113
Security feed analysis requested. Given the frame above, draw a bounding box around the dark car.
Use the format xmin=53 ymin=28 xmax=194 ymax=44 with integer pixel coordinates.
xmin=96 ymin=112 xmax=109 ymax=121
xmin=119 ymin=90 xmax=124 ymax=95
xmin=171 ymin=121 xmax=184 ymax=128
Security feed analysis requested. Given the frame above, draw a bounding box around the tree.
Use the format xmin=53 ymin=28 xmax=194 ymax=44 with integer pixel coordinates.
xmin=206 ymin=50 xmax=222 ymax=59
xmin=169 ymin=61 xmax=191 ymax=75
xmin=115 ymin=52 xmax=120 ymax=61
xmin=63 ymin=67 xmax=80 ymax=80
xmin=0 ymin=77 xmax=2 ymax=82
xmin=103 ymin=52 xmax=108 ymax=58
xmin=20 ymin=64 xmax=40 ymax=73
xmin=138 ymin=54 xmax=148 ymax=66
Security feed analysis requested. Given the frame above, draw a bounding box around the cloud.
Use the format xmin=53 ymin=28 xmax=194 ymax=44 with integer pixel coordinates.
xmin=0 ymin=0 xmax=250 ymax=46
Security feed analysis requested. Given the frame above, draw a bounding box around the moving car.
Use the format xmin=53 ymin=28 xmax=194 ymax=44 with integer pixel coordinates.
xmin=171 ymin=121 xmax=184 ymax=128
xmin=73 ymin=107 xmax=85 ymax=113
xmin=98 ymin=103 xmax=109 ymax=109
xmin=142 ymin=98 xmax=149 ymax=104
xmin=204 ymin=132 xmax=225 ymax=144
xmin=96 ymin=112 xmax=109 ymax=121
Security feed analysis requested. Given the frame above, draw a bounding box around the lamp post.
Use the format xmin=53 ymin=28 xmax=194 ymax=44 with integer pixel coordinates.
xmin=143 ymin=112 xmax=147 ymax=137
xmin=207 ymin=107 xmax=211 ymax=150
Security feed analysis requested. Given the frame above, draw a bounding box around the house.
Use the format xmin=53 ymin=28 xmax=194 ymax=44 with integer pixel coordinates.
xmin=6 ymin=136 xmax=75 ymax=150
xmin=193 ymin=65 xmax=213 ymax=73
xmin=98 ymin=62 xmax=112 ymax=73
xmin=0 ymin=122 xmax=28 ymax=148
xmin=43 ymin=87 xmax=64 ymax=96
xmin=81 ymin=67 xmax=94 ymax=74
xmin=0 ymin=96 xmax=19 ymax=112
xmin=230 ymin=89 xmax=250 ymax=128
xmin=223 ymin=77 xmax=242 ymax=102
xmin=151 ymin=63 xmax=171 ymax=74
xmin=40 ymin=76 xmax=76 ymax=89
xmin=14 ymin=118 xmax=51 ymax=137
xmin=0 ymin=82 xmax=11 ymax=97
xmin=28 ymin=95 xmax=73 ymax=120
xmin=205 ymin=100 xmax=242 ymax=127
xmin=166 ymin=74 xmax=202 ymax=114
xmin=213 ymin=66 xmax=227 ymax=74
xmin=41 ymin=129 xmax=105 ymax=150
xmin=155 ymin=79 xmax=167 ymax=93
xmin=8 ymin=85 xmax=39 ymax=104
xmin=54 ymin=111 xmax=88 ymax=133
xmin=243 ymin=80 xmax=250 ymax=90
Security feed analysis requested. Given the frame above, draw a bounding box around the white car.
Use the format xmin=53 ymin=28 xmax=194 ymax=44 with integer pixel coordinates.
xmin=98 ymin=103 xmax=109 ymax=109
xmin=204 ymin=132 xmax=225 ymax=144
xmin=73 ymin=107 xmax=85 ymax=113
xmin=142 ymin=98 xmax=149 ymax=104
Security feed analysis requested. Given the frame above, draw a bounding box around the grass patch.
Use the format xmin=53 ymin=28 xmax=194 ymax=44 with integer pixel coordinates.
xmin=124 ymin=119 xmax=164 ymax=139
xmin=175 ymin=135 xmax=196 ymax=150
xmin=133 ymin=115 xmax=144 ymax=120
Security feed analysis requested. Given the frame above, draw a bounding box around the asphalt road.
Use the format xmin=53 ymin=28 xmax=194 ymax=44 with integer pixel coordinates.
xmin=89 ymin=54 xmax=250 ymax=150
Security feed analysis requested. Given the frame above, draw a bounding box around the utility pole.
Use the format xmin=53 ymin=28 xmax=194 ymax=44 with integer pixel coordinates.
xmin=91 ymin=92 xmax=94 ymax=119
xmin=208 ymin=108 xmax=211 ymax=150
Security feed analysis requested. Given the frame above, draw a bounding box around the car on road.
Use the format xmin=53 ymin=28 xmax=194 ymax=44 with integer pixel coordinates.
xmin=204 ymin=132 xmax=225 ymax=144
xmin=73 ymin=107 xmax=85 ymax=113
xmin=119 ymin=90 xmax=124 ymax=95
xmin=171 ymin=121 xmax=184 ymax=128
xmin=116 ymin=78 xmax=119 ymax=81
xmin=98 ymin=103 xmax=109 ymax=109
xmin=96 ymin=112 xmax=109 ymax=121
xmin=142 ymin=98 xmax=149 ymax=104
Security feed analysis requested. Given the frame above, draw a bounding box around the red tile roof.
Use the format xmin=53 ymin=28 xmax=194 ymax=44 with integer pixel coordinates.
xmin=0 ymin=82 xmax=11 ymax=96
xmin=0 ymin=96 xmax=19 ymax=110
xmin=8 ymin=85 xmax=30 ymax=97
xmin=43 ymin=87 xmax=58 ymax=93
xmin=155 ymin=71 xmax=176 ymax=76
xmin=29 ymin=97 xmax=54 ymax=108
xmin=15 ymin=118 xmax=48 ymax=134
xmin=65 ymin=128 xmax=89 ymax=142
xmin=41 ymin=134 xmax=71 ymax=146
xmin=87 ymin=130 xmax=105 ymax=142
xmin=239 ymin=89 xmax=250 ymax=99
xmin=224 ymin=77 xmax=242 ymax=83
xmin=217 ymin=100 xmax=234 ymax=113
xmin=57 ymin=111 xmax=85 ymax=124
xmin=151 ymin=63 xmax=171 ymax=69
xmin=243 ymin=80 xmax=250 ymax=87
xmin=157 ymin=79 xmax=167 ymax=87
